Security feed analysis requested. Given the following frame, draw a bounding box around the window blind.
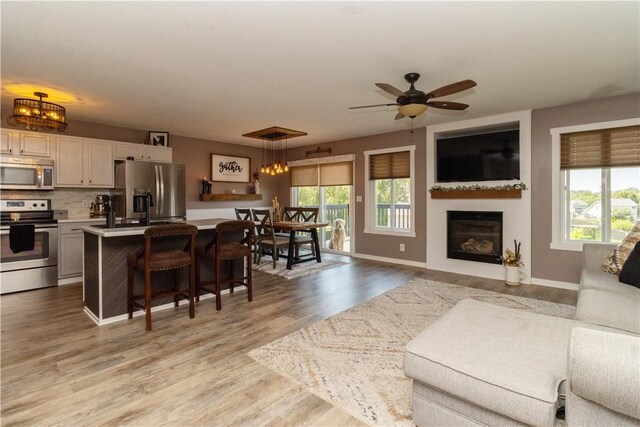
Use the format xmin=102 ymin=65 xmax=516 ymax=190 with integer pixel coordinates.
xmin=290 ymin=164 xmax=318 ymax=187
xmin=560 ymin=125 xmax=640 ymax=170
xmin=369 ymin=151 xmax=411 ymax=179
xmin=291 ymin=162 xmax=353 ymax=187
xmin=319 ymin=161 xmax=353 ymax=186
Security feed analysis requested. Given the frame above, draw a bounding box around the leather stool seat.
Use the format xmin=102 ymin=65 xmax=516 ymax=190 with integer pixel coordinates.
xmin=128 ymin=249 xmax=192 ymax=271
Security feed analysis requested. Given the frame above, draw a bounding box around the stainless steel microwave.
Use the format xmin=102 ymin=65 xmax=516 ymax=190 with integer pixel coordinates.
xmin=0 ymin=157 xmax=54 ymax=190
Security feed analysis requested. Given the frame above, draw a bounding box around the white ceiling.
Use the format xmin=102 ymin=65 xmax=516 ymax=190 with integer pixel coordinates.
xmin=1 ymin=1 xmax=639 ymax=148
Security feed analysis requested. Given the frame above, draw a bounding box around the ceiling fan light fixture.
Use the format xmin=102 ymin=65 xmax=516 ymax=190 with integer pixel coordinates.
xmin=398 ymin=103 xmax=427 ymax=118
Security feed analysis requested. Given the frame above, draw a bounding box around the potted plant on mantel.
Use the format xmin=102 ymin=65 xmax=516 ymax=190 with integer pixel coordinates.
xmin=502 ymin=240 xmax=524 ymax=286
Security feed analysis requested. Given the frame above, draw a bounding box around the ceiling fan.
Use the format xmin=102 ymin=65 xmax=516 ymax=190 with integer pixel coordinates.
xmin=349 ymin=73 xmax=477 ymax=120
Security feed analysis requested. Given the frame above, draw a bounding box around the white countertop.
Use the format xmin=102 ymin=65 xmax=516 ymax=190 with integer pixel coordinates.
xmin=58 ymin=217 xmax=109 ymax=224
xmin=80 ymin=218 xmax=229 ymax=237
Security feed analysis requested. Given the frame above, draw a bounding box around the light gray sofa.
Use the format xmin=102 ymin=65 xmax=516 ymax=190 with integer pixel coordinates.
xmin=577 ymin=243 xmax=640 ymax=334
xmin=404 ymin=243 xmax=640 ymax=426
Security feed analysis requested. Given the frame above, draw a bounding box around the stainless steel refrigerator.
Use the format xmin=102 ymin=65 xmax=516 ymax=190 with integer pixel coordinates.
xmin=112 ymin=161 xmax=186 ymax=221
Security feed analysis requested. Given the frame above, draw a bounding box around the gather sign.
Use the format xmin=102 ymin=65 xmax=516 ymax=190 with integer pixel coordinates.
xmin=211 ymin=154 xmax=251 ymax=183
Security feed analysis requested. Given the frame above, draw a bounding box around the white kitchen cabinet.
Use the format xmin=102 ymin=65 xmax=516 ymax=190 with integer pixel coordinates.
xmin=0 ymin=128 xmax=52 ymax=158
xmin=114 ymin=141 xmax=172 ymax=163
xmin=145 ymin=145 xmax=172 ymax=162
xmin=55 ymin=137 xmax=114 ymax=187
xmin=0 ymin=129 xmax=13 ymax=155
xmin=58 ymin=222 xmax=84 ymax=279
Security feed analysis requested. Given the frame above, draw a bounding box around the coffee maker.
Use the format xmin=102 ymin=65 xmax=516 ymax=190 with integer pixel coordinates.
xmin=132 ymin=189 xmax=154 ymax=225
xmin=90 ymin=194 xmax=111 ymax=217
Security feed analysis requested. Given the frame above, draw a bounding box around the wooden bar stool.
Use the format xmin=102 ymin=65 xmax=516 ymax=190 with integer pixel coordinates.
xmin=196 ymin=220 xmax=255 ymax=311
xmin=127 ymin=223 xmax=198 ymax=332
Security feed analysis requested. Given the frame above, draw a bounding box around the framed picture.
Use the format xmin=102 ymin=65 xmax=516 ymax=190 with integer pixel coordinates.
xmin=148 ymin=131 xmax=169 ymax=147
xmin=211 ymin=154 xmax=251 ymax=183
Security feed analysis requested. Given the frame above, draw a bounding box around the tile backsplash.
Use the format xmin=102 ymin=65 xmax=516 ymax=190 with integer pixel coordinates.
xmin=2 ymin=189 xmax=112 ymax=218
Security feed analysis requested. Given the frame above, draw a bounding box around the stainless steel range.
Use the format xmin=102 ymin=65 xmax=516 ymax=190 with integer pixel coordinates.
xmin=0 ymin=198 xmax=58 ymax=294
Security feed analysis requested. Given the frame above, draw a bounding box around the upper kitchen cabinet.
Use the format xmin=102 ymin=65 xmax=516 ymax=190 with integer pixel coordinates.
xmin=114 ymin=141 xmax=172 ymax=163
xmin=55 ymin=137 xmax=114 ymax=188
xmin=1 ymin=129 xmax=52 ymax=158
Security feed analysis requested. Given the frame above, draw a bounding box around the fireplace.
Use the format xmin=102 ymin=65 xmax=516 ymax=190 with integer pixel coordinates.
xmin=447 ymin=211 xmax=503 ymax=264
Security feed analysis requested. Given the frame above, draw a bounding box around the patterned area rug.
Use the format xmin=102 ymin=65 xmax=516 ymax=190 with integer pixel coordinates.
xmin=248 ymin=278 xmax=576 ymax=426
xmin=253 ymin=256 xmax=347 ymax=279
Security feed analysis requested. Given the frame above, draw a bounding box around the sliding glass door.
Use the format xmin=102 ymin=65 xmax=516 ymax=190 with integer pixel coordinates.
xmin=293 ymin=185 xmax=351 ymax=252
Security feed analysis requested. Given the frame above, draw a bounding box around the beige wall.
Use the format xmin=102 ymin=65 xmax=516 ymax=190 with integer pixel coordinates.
xmin=530 ymin=92 xmax=640 ymax=283
xmin=41 ymin=119 xmax=278 ymax=211
xmin=12 ymin=92 xmax=637 ymax=278
xmin=282 ymin=128 xmax=427 ymax=263
xmin=169 ymin=134 xmax=275 ymax=210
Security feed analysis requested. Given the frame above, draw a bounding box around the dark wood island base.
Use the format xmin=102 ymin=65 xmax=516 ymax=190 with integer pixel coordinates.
xmin=81 ymin=219 xmax=241 ymax=325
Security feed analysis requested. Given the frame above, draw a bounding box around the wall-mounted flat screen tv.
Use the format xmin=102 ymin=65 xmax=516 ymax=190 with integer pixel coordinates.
xmin=436 ymin=129 xmax=520 ymax=182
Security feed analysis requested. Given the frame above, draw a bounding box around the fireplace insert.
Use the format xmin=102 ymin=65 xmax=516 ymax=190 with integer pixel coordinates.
xmin=447 ymin=211 xmax=503 ymax=264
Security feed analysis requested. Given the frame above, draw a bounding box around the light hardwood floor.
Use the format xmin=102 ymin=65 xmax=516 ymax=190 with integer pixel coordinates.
xmin=1 ymin=255 xmax=577 ymax=426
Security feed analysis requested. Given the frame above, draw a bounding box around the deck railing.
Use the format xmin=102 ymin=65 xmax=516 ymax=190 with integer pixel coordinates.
xmin=376 ymin=203 xmax=411 ymax=229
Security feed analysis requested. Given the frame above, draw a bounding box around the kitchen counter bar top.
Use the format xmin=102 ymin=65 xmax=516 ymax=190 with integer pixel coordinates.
xmin=80 ymin=218 xmax=230 ymax=237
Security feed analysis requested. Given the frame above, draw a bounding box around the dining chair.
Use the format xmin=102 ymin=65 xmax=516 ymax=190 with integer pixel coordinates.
xmin=236 ymin=207 xmax=259 ymax=262
xmin=195 ymin=220 xmax=255 ymax=311
xmin=282 ymin=207 xmax=319 ymax=258
xmin=127 ymin=223 xmax=198 ymax=332
xmin=251 ymin=209 xmax=290 ymax=268
xmin=234 ymin=208 xmax=252 ymax=220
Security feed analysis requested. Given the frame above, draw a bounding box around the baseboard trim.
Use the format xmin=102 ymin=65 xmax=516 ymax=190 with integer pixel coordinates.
xmin=530 ymin=277 xmax=579 ymax=291
xmin=58 ymin=276 xmax=82 ymax=286
xmin=352 ymin=252 xmax=427 ymax=269
xmin=84 ymin=286 xmax=246 ymax=326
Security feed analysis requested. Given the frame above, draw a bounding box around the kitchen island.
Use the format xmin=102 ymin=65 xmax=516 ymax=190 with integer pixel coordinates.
xmin=81 ymin=218 xmax=238 ymax=325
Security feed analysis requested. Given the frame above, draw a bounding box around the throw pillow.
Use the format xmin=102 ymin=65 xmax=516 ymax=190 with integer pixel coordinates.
xmin=602 ymin=221 xmax=640 ymax=275
xmin=619 ymin=241 xmax=640 ymax=287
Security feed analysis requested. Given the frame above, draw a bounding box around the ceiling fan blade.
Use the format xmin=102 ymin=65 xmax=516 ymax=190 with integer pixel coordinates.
xmin=427 ymin=101 xmax=469 ymax=111
xmin=375 ymin=83 xmax=406 ymax=97
xmin=425 ymin=80 xmax=477 ymax=99
xmin=348 ymin=103 xmax=397 ymax=109
xmin=394 ymin=112 xmax=405 ymax=120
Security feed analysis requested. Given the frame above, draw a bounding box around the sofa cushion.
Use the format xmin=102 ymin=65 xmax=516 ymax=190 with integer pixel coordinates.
xmin=404 ymin=299 xmax=583 ymax=426
xmin=581 ymin=266 xmax=640 ymax=295
xmin=568 ymin=328 xmax=640 ymax=422
xmin=619 ymin=241 xmax=640 ymax=287
xmin=602 ymin=221 xmax=640 ymax=275
xmin=576 ymin=289 xmax=640 ymax=334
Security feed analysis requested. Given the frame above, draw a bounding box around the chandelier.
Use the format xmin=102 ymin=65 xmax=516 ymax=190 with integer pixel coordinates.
xmin=8 ymin=92 xmax=68 ymax=132
xmin=243 ymin=126 xmax=308 ymax=176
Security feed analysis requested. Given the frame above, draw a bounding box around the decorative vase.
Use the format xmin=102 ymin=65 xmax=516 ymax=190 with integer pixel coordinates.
xmin=505 ymin=265 xmax=524 ymax=286
xmin=254 ymin=179 xmax=260 ymax=194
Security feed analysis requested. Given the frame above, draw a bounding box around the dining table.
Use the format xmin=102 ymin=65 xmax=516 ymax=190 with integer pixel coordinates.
xmin=271 ymin=220 xmax=329 ymax=269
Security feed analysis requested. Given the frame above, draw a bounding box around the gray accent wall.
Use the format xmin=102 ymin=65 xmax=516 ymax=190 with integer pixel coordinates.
xmin=23 ymin=91 xmax=638 ymax=281
xmin=283 ymin=128 xmax=427 ymax=264
xmin=39 ymin=119 xmax=275 ymax=211
xmin=530 ymin=93 xmax=640 ymax=283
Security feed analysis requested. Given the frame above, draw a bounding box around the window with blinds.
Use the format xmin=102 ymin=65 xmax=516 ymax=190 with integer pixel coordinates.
xmin=290 ymin=162 xmax=353 ymax=187
xmin=560 ymin=125 xmax=640 ymax=170
xmin=369 ymin=151 xmax=411 ymax=179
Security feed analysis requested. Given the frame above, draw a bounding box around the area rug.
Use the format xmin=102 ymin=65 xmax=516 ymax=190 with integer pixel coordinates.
xmin=253 ymin=257 xmax=347 ymax=280
xmin=248 ymin=278 xmax=576 ymax=426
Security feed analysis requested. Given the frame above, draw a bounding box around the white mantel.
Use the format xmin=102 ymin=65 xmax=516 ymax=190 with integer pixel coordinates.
xmin=426 ymin=111 xmax=532 ymax=283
